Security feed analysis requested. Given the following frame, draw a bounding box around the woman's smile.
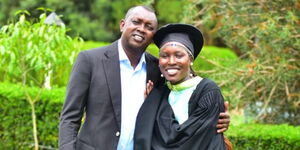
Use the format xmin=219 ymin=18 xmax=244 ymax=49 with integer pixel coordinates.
xmin=165 ymin=68 xmax=180 ymax=76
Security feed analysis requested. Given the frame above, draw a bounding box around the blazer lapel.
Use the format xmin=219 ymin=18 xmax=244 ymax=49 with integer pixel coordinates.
xmin=103 ymin=41 xmax=122 ymax=129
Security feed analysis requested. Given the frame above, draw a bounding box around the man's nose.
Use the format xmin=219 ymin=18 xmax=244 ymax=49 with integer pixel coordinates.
xmin=137 ymin=24 xmax=146 ymax=33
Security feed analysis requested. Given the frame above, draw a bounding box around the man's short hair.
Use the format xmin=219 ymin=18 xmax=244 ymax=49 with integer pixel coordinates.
xmin=125 ymin=5 xmax=156 ymax=19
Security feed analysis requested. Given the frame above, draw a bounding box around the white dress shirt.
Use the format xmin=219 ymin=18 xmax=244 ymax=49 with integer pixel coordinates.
xmin=117 ymin=40 xmax=147 ymax=150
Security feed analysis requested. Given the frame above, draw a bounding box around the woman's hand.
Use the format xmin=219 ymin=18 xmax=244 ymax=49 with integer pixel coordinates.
xmin=217 ymin=101 xmax=230 ymax=133
xmin=144 ymin=80 xmax=154 ymax=99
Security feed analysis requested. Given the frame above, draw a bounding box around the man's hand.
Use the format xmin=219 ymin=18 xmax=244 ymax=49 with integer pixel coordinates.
xmin=217 ymin=101 xmax=230 ymax=133
xmin=144 ymin=80 xmax=154 ymax=99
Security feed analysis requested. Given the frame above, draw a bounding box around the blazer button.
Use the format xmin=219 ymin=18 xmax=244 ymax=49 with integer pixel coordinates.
xmin=116 ymin=131 xmax=120 ymax=137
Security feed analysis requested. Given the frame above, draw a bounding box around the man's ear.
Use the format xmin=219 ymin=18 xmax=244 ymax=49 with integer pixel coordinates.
xmin=120 ymin=19 xmax=125 ymax=32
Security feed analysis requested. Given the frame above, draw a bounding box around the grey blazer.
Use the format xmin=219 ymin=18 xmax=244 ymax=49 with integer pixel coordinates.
xmin=59 ymin=41 xmax=162 ymax=150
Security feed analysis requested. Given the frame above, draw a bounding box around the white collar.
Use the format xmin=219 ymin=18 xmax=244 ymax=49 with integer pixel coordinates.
xmin=118 ymin=40 xmax=146 ymax=69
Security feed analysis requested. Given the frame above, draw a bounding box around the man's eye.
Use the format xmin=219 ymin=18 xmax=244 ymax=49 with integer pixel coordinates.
xmin=146 ymin=25 xmax=154 ymax=31
xmin=132 ymin=20 xmax=139 ymax=24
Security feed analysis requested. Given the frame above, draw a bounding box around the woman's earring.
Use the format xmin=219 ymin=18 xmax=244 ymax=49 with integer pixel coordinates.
xmin=190 ymin=62 xmax=193 ymax=66
xmin=161 ymin=74 xmax=164 ymax=77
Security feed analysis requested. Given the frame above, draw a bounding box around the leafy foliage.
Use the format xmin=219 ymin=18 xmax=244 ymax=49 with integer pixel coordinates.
xmin=154 ymin=0 xmax=187 ymax=25
xmin=0 ymin=11 xmax=82 ymax=149
xmin=0 ymin=11 xmax=82 ymax=87
xmin=0 ymin=0 xmax=189 ymax=41
xmin=186 ymin=0 xmax=300 ymax=125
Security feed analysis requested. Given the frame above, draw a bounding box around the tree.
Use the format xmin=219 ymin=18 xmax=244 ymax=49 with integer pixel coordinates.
xmin=0 ymin=11 xmax=82 ymax=149
xmin=0 ymin=0 xmax=190 ymax=42
xmin=185 ymin=0 xmax=300 ymax=124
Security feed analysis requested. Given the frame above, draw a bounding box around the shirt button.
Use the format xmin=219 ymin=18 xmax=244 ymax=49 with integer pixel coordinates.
xmin=116 ymin=131 xmax=120 ymax=137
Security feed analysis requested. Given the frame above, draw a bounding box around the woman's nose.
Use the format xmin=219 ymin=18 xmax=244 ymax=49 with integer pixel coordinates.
xmin=168 ymin=56 xmax=176 ymax=65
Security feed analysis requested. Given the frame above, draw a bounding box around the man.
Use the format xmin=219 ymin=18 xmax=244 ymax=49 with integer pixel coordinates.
xmin=59 ymin=5 xmax=230 ymax=150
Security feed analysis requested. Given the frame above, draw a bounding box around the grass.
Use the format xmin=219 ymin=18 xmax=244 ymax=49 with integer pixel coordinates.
xmin=80 ymin=41 xmax=110 ymax=50
xmin=81 ymin=41 xmax=238 ymax=71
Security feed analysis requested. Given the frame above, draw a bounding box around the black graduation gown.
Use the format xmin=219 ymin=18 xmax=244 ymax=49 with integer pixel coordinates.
xmin=134 ymin=78 xmax=226 ymax=150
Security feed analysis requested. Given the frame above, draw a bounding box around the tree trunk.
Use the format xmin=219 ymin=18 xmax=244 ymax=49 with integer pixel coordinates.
xmin=30 ymin=101 xmax=39 ymax=150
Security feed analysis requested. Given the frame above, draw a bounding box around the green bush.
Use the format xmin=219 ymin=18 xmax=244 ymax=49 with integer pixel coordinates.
xmin=0 ymin=82 xmax=299 ymax=149
xmin=0 ymin=82 xmax=65 ymax=149
xmin=226 ymin=124 xmax=300 ymax=150
xmin=186 ymin=0 xmax=300 ymax=124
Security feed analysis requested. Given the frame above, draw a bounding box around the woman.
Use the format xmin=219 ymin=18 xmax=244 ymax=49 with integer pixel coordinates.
xmin=134 ymin=24 xmax=232 ymax=150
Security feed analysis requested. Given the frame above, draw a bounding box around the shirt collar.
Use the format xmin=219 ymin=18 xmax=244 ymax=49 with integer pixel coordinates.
xmin=118 ymin=40 xmax=128 ymax=61
xmin=118 ymin=39 xmax=146 ymax=69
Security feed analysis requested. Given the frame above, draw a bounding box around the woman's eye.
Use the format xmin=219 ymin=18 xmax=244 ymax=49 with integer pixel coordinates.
xmin=160 ymin=54 xmax=168 ymax=58
xmin=175 ymin=54 xmax=183 ymax=58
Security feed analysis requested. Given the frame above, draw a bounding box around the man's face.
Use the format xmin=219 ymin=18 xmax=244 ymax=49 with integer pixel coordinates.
xmin=120 ymin=7 xmax=157 ymax=53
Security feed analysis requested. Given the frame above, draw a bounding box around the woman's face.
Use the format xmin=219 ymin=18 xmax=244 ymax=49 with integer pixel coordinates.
xmin=159 ymin=45 xmax=193 ymax=85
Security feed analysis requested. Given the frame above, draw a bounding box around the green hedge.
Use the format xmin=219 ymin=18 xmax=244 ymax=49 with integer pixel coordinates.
xmin=0 ymin=82 xmax=65 ymax=149
xmin=1 ymin=82 xmax=300 ymax=149
xmin=226 ymin=124 xmax=300 ymax=150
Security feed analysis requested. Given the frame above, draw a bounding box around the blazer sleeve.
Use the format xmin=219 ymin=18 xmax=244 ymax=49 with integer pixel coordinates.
xmin=59 ymin=51 xmax=91 ymax=150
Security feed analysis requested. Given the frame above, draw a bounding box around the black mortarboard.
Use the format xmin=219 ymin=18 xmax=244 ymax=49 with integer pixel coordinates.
xmin=153 ymin=24 xmax=204 ymax=59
